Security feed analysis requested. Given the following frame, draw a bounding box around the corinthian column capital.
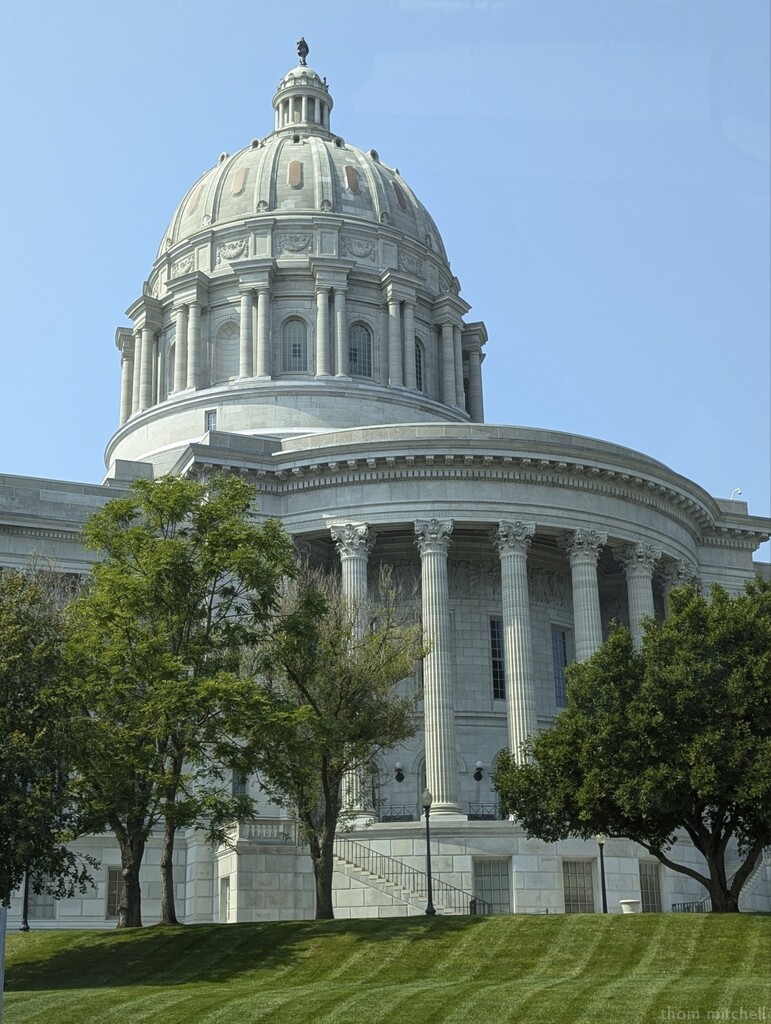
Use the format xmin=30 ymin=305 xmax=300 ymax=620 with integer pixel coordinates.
xmin=494 ymin=520 xmax=536 ymax=556
xmin=330 ymin=522 xmax=374 ymax=560
xmin=415 ymin=518 xmax=453 ymax=555
xmin=618 ymin=542 xmax=661 ymax=578
xmin=559 ymin=528 xmax=607 ymax=565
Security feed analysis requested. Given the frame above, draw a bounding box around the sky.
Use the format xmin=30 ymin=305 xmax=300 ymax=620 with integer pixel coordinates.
xmin=1 ymin=1 xmax=769 ymax=559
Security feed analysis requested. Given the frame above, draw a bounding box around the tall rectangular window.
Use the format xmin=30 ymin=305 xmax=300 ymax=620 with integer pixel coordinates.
xmin=106 ymin=867 xmax=123 ymax=920
xmin=562 ymin=860 xmax=595 ymax=913
xmin=204 ymin=409 xmax=217 ymax=432
xmin=231 ymin=772 xmax=247 ymax=796
xmin=552 ymin=625 xmax=571 ymax=708
xmin=639 ymin=861 xmax=662 ymax=912
xmin=490 ymin=618 xmax=505 ymax=699
xmin=28 ymin=879 xmax=56 ymax=920
xmin=473 ymin=858 xmax=511 ymax=914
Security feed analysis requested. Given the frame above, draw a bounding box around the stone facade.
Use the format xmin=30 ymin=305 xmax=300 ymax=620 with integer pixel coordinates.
xmin=2 ymin=44 xmax=770 ymax=926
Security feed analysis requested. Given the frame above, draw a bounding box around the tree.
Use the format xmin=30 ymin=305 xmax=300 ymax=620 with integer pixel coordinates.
xmin=0 ymin=568 xmax=93 ymax=908
xmin=492 ymin=579 xmax=771 ymax=913
xmin=66 ymin=474 xmax=296 ymax=927
xmin=246 ymin=567 xmax=425 ymax=919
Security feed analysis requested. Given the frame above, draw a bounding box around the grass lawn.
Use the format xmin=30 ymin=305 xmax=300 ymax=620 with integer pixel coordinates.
xmin=3 ymin=914 xmax=770 ymax=1024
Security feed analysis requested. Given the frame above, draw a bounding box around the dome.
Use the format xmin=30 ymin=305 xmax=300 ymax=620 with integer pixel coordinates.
xmin=155 ymin=49 xmax=447 ymax=266
xmin=109 ymin=41 xmax=484 ymax=476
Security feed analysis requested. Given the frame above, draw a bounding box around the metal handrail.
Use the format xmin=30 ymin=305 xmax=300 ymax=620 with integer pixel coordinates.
xmin=468 ymin=802 xmax=501 ymax=820
xmin=334 ymin=834 xmax=493 ymax=915
xmin=671 ymin=846 xmax=771 ymax=913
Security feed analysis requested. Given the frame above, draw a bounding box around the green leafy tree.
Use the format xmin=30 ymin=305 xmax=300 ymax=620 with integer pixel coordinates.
xmin=246 ymin=567 xmax=425 ymax=919
xmin=66 ymin=474 xmax=295 ymax=927
xmin=0 ymin=568 xmax=93 ymax=907
xmin=492 ymin=579 xmax=771 ymax=912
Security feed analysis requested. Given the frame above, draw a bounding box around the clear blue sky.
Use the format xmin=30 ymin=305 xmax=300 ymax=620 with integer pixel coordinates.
xmin=1 ymin=1 xmax=769 ymax=559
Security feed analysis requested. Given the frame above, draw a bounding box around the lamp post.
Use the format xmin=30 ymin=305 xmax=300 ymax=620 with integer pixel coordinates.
xmin=420 ymin=788 xmax=436 ymax=916
xmin=20 ymin=867 xmax=31 ymax=931
xmin=596 ymin=834 xmax=608 ymax=913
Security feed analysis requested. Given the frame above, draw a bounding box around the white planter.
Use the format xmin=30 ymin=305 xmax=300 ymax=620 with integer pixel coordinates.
xmin=619 ymin=899 xmax=642 ymax=914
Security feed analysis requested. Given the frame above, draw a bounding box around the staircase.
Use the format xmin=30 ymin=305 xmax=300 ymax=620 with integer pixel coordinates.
xmin=333 ymin=835 xmax=492 ymax=918
xmin=672 ymin=847 xmax=771 ymax=913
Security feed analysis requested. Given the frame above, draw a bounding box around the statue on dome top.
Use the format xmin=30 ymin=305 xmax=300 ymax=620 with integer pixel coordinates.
xmin=297 ymin=37 xmax=309 ymax=66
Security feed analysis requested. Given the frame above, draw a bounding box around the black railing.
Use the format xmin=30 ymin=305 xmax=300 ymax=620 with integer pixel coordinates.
xmin=379 ymin=805 xmax=416 ymax=822
xmin=468 ymin=803 xmax=501 ymax=820
xmin=334 ymin=834 xmax=492 ymax=915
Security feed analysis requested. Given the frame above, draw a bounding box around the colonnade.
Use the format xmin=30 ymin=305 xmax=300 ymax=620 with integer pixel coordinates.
xmin=117 ymin=284 xmax=486 ymax=426
xmin=328 ymin=519 xmax=690 ymax=816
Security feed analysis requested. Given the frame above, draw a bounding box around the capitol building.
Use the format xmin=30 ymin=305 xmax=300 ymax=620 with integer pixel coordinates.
xmin=2 ymin=42 xmax=769 ymax=925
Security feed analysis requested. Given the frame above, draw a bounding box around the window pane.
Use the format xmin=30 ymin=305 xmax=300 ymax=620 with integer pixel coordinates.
xmin=282 ymin=320 xmax=307 ymax=372
xmin=639 ymin=861 xmax=662 ymax=912
xmin=490 ymin=618 xmax=505 ymax=699
xmin=473 ymin=859 xmax=511 ymax=914
xmin=552 ymin=625 xmax=570 ymax=708
xmin=107 ymin=868 xmax=123 ymax=919
xmin=349 ymin=323 xmax=372 ymax=377
xmin=562 ymin=861 xmax=595 ymax=913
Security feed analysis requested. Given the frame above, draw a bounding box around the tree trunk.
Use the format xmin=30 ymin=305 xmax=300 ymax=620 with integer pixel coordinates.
xmin=709 ymin=887 xmax=740 ymax=913
xmin=159 ymin=817 xmax=179 ymax=925
xmin=313 ymin=834 xmax=336 ymax=920
xmin=117 ymin=834 xmax=145 ymax=928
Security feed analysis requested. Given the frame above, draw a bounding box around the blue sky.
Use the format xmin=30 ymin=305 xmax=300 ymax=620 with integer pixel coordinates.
xmin=1 ymin=1 xmax=769 ymax=558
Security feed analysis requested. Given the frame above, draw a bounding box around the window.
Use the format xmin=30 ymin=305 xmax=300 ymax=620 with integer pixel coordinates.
xmin=106 ymin=867 xmax=123 ymax=920
xmin=213 ymin=321 xmax=239 ymax=383
xmin=562 ymin=861 xmax=595 ymax=913
xmin=349 ymin=323 xmax=372 ymax=377
xmin=639 ymin=862 xmax=662 ymax=912
xmin=473 ymin=859 xmax=511 ymax=914
xmin=490 ymin=618 xmax=505 ymax=700
xmin=415 ymin=340 xmax=424 ymax=392
xmin=28 ymin=879 xmax=56 ymax=920
xmin=204 ymin=409 xmax=217 ymax=432
xmin=282 ymin=318 xmax=308 ymax=372
xmin=552 ymin=625 xmax=572 ymax=708
xmin=231 ymin=772 xmax=247 ymax=796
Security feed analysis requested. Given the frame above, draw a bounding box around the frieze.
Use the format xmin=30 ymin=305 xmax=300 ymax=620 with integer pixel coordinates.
xmin=527 ymin=567 xmax=571 ymax=609
xmin=216 ymin=238 xmax=248 ymax=264
xmin=341 ymin=237 xmax=375 ymax=259
xmin=398 ymin=252 xmax=424 ymax=277
xmin=277 ymin=233 xmax=312 ymax=254
xmin=171 ymin=254 xmax=196 ymax=278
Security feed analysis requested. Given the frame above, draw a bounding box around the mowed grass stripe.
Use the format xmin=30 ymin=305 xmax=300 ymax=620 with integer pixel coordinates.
xmin=4 ymin=915 xmax=770 ymax=1024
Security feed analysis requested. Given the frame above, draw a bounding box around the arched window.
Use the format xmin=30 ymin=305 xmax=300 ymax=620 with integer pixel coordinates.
xmin=415 ymin=339 xmax=424 ymax=392
xmin=213 ymin=321 xmax=239 ymax=383
xmin=282 ymin=318 xmax=308 ymax=372
xmin=349 ymin=322 xmax=372 ymax=378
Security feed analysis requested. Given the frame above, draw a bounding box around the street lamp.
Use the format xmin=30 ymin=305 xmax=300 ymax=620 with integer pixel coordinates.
xmin=420 ymin=788 xmax=437 ymax=916
xmin=596 ymin=834 xmax=608 ymax=913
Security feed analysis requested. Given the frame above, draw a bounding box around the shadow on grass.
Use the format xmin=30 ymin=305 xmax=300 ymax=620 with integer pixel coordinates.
xmin=6 ymin=914 xmax=490 ymax=992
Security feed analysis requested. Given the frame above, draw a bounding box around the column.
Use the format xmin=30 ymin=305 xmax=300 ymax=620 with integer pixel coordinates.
xmin=388 ymin=299 xmax=403 ymax=387
xmin=187 ymin=301 xmax=201 ymax=390
xmin=659 ymin=559 xmax=699 ymax=617
xmin=255 ymin=287 xmax=271 ymax=377
xmin=415 ymin=518 xmax=461 ymax=815
xmin=131 ymin=331 xmax=142 ymax=414
xmin=440 ymin=322 xmax=456 ymax=405
xmin=301 ymin=95 xmax=308 ymax=122
xmin=402 ymin=301 xmax=417 ymax=390
xmin=173 ymin=304 xmax=188 ymax=393
xmin=331 ymin=522 xmax=376 ymax=821
xmin=453 ymin=324 xmax=464 ymax=408
xmin=316 ymin=288 xmax=331 ymax=376
xmin=619 ymin=543 xmax=660 ymax=648
xmin=467 ymin=347 xmax=484 ymax=422
xmin=494 ymin=521 xmax=537 ymax=762
xmin=119 ymin=342 xmax=134 ymax=426
xmin=138 ymin=326 xmax=154 ymax=411
xmin=559 ymin=528 xmax=607 ymax=662
xmin=239 ymin=289 xmax=253 ymax=378
xmin=334 ymin=289 xmax=348 ymax=376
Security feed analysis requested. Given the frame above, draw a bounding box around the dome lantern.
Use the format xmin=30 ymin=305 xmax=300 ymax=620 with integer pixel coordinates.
xmin=272 ymin=37 xmax=333 ymax=135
